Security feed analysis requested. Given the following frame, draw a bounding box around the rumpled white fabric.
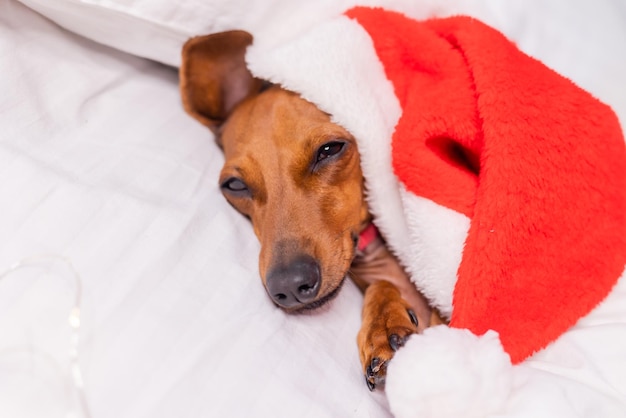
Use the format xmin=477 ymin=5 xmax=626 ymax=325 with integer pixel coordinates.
xmin=3 ymin=0 xmax=626 ymax=417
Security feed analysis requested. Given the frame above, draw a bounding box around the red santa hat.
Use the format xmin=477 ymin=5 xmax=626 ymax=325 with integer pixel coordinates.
xmin=345 ymin=6 xmax=626 ymax=364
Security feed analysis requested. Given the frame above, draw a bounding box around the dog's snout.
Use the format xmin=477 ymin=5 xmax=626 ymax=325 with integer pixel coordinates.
xmin=266 ymin=255 xmax=321 ymax=309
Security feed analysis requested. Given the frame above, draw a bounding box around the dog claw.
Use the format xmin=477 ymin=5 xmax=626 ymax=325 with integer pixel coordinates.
xmin=368 ymin=357 xmax=381 ymax=374
xmin=365 ymin=357 xmax=387 ymax=391
xmin=365 ymin=372 xmax=385 ymax=391
xmin=408 ymin=309 xmax=418 ymax=327
xmin=389 ymin=333 xmax=407 ymax=351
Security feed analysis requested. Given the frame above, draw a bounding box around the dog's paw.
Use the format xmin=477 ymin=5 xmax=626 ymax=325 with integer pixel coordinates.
xmin=357 ymin=281 xmax=419 ymax=391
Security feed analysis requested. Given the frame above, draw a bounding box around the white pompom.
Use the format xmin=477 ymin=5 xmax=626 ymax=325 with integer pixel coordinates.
xmin=385 ymin=327 xmax=513 ymax=418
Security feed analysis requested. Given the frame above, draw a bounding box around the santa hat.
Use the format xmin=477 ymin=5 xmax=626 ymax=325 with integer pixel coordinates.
xmin=246 ymin=6 xmax=626 ymax=416
xmin=345 ymin=6 xmax=626 ymax=362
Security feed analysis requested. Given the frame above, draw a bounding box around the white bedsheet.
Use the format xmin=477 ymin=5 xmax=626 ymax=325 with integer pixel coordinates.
xmin=1 ymin=1 xmax=625 ymax=417
xmin=0 ymin=2 xmax=389 ymax=417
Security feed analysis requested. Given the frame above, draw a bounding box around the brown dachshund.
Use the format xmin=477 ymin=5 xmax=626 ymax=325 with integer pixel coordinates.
xmin=180 ymin=31 xmax=444 ymax=391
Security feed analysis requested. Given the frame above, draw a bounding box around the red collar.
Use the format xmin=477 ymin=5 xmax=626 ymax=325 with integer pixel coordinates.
xmin=357 ymin=223 xmax=379 ymax=252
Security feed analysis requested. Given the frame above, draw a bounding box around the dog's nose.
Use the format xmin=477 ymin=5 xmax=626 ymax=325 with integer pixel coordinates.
xmin=266 ymin=255 xmax=321 ymax=309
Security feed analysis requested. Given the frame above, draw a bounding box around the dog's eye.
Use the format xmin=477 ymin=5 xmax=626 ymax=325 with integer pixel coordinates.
xmin=316 ymin=141 xmax=345 ymax=163
xmin=221 ymin=177 xmax=249 ymax=194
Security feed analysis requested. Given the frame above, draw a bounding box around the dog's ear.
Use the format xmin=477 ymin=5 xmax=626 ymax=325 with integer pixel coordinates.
xmin=180 ymin=31 xmax=262 ymax=134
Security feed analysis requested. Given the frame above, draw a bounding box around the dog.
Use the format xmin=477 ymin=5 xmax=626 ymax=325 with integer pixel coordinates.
xmin=179 ymin=31 xmax=444 ymax=391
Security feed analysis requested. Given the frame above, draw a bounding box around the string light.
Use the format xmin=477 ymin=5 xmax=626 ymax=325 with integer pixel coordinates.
xmin=0 ymin=255 xmax=91 ymax=418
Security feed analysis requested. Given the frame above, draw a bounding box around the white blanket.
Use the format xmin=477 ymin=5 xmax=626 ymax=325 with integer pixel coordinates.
xmin=2 ymin=1 xmax=626 ymax=417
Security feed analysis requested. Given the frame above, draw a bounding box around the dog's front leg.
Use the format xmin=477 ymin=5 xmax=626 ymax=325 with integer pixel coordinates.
xmin=351 ymin=236 xmax=442 ymax=390
xmin=357 ymin=280 xmax=419 ymax=390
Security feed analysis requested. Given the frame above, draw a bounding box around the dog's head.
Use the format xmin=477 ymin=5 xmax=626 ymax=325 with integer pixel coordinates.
xmin=180 ymin=31 xmax=370 ymax=312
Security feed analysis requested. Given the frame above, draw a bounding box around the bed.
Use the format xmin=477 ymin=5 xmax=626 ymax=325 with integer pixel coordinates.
xmin=1 ymin=1 xmax=625 ymax=417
